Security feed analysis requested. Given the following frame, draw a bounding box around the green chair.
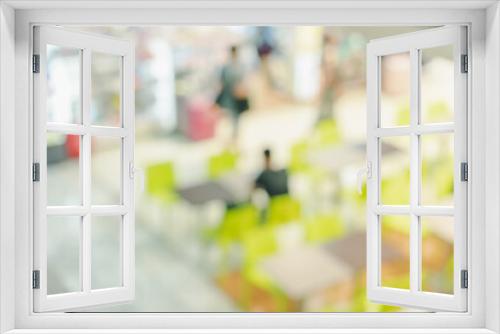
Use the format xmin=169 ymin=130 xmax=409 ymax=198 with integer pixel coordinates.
xmin=146 ymin=161 xmax=177 ymax=202
xmin=312 ymin=119 xmax=341 ymax=147
xmin=242 ymin=225 xmax=278 ymax=265
xmin=395 ymin=104 xmax=410 ymax=126
xmin=380 ymin=167 xmax=410 ymax=205
xmin=382 ymin=273 xmax=410 ymax=290
xmin=304 ymin=213 xmax=345 ymax=243
xmin=212 ymin=204 xmax=259 ymax=273
xmin=267 ymin=195 xmax=301 ymax=226
xmin=240 ymin=225 xmax=289 ymax=311
xmin=290 ymin=140 xmax=311 ymax=173
xmin=422 ymin=155 xmax=454 ymax=204
xmin=216 ymin=204 xmax=259 ymax=245
xmin=425 ymin=101 xmax=452 ymax=123
xmin=208 ymin=150 xmax=238 ymax=179
xmin=382 ymin=214 xmax=411 ymax=236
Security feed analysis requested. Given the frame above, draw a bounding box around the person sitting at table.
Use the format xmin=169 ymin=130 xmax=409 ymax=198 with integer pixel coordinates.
xmin=254 ymin=148 xmax=289 ymax=197
xmin=252 ymin=149 xmax=289 ymax=223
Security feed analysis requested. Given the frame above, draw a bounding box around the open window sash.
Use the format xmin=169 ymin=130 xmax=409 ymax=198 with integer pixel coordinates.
xmin=366 ymin=26 xmax=467 ymax=312
xmin=33 ymin=26 xmax=135 ymax=312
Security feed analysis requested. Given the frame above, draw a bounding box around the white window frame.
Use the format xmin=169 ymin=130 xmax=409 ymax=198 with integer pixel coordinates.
xmin=0 ymin=1 xmax=499 ymax=334
xmin=32 ymin=26 xmax=136 ymax=312
xmin=366 ymin=26 xmax=467 ymax=312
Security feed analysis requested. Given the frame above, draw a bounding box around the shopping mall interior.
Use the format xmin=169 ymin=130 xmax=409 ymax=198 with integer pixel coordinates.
xmin=45 ymin=26 xmax=455 ymax=312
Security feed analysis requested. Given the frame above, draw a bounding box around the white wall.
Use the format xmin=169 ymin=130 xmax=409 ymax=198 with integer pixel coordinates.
xmin=0 ymin=2 xmax=15 ymax=333
xmin=485 ymin=2 xmax=500 ymax=333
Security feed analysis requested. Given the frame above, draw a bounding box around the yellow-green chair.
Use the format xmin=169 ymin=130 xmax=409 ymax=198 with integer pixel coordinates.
xmin=305 ymin=213 xmax=345 ymax=243
xmin=382 ymin=214 xmax=411 ymax=236
xmin=425 ymin=101 xmax=452 ymax=123
xmin=216 ymin=204 xmax=259 ymax=245
xmin=240 ymin=225 xmax=289 ymax=311
xmin=313 ymin=119 xmax=341 ymax=147
xmin=290 ymin=140 xmax=311 ymax=173
xmin=208 ymin=150 xmax=238 ymax=179
xmin=339 ymin=183 xmax=366 ymax=211
xmin=422 ymin=155 xmax=454 ymax=204
xmin=267 ymin=195 xmax=301 ymax=226
xmin=242 ymin=225 xmax=278 ymax=265
xmin=380 ymin=167 xmax=410 ymax=205
xmin=382 ymin=273 xmax=410 ymax=290
xmin=146 ymin=161 xmax=177 ymax=202
xmin=396 ymin=104 xmax=410 ymax=126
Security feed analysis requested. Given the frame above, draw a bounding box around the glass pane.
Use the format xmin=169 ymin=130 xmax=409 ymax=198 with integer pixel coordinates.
xmin=91 ymin=136 xmax=122 ymax=205
xmin=46 ymin=44 xmax=81 ymax=124
xmin=421 ymin=133 xmax=454 ymax=206
xmin=380 ymin=52 xmax=410 ymax=127
xmin=91 ymin=52 xmax=122 ymax=127
xmin=381 ymin=215 xmax=410 ymax=290
xmin=380 ymin=136 xmax=410 ymax=205
xmin=47 ymin=133 xmax=81 ymax=206
xmin=47 ymin=216 xmax=81 ymax=294
xmin=421 ymin=216 xmax=454 ymax=294
xmin=421 ymin=45 xmax=454 ymax=124
xmin=92 ymin=215 xmax=122 ymax=289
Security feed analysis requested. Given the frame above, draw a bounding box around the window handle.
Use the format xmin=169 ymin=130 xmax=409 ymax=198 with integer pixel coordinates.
xmin=356 ymin=161 xmax=372 ymax=194
xmin=129 ymin=162 xmax=145 ymax=194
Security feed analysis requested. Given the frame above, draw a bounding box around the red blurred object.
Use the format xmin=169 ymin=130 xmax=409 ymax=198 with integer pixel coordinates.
xmin=65 ymin=134 xmax=80 ymax=158
xmin=185 ymin=98 xmax=217 ymax=141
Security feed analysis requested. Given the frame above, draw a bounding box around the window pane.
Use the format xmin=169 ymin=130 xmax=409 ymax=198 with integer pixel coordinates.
xmin=421 ymin=45 xmax=454 ymax=124
xmin=91 ymin=52 xmax=122 ymax=127
xmin=47 ymin=133 xmax=81 ymax=206
xmin=421 ymin=216 xmax=454 ymax=294
xmin=91 ymin=136 xmax=122 ymax=205
xmin=380 ymin=215 xmax=410 ymax=290
xmin=421 ymin=133 xmax=454 ymax=206
xmin=92 ymin=215 xmax=122 ymax=289
xmin=46 ymin=44 xmax=81 ymax=124
xmin=380 ymin=52 xmax=410 ymax=127
xmin=380 ymin=136 xmax=410 ymax=205
xmin=47 ymin=216 xmax=81 ymax=294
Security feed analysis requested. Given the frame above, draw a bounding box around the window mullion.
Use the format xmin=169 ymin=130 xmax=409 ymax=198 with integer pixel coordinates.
xmin=409 ymin=48 xmax=420 ymax=293
xmin=82 ymin=48 xmax=92 ymax=293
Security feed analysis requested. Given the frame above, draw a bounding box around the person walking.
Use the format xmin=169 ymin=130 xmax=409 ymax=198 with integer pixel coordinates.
xmin=215 ymin=45 xmax=249 ymax=146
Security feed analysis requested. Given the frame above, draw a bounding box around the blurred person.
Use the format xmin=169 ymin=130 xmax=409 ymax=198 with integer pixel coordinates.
xmin=318 ymin=34 xmax=342 ymax=122
xmin=256 ymin=27 xmax=275 ymax=89
xmin=254 ymin=149 xmax=289 ymax=198
xmin=248 ymin=30 xmax=290 ymax=109
xmin=252 ymin=149 xmax=289 ymax=223
xmin=215 ymin=45 xmax=249 ymax=145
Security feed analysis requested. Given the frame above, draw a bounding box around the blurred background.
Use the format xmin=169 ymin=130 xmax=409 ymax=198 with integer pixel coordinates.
xmin=45 ymin=26 xmax=455 ymax=312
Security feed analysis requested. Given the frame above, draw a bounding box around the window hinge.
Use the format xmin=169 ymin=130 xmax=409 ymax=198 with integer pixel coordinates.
xmin=461 ymin=54 xmax=468 ymax=73
xmin=461 ymin=269 xmax=468 ymax=289
xmin=32 ymin=162 xmax=40 ymax=182
xmin=32 ymin=54 xmax=40 ymax=73
xmin=461 ymin=162 xmax=468 ymax=182
xmin=32 ymin=270 xmax=40 ymax=289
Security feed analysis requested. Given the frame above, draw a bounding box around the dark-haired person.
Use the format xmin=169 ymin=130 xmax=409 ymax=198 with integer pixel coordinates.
xmin=252 ymin=149 xmax=289 ymax=223
xmin=254 ymin=149 xmax=289 ymax=198
xmin=215 ymin=45 xmax=249 ymax=146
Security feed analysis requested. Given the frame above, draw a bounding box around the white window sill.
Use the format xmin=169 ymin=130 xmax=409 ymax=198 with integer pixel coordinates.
xmin=4 ymin=329 xmax=496 ymax=334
